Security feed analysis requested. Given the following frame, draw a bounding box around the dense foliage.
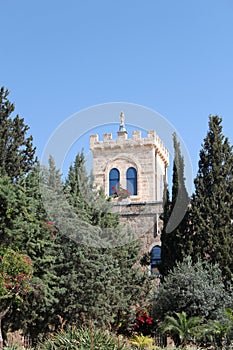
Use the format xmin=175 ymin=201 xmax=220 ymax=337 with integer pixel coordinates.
xmin=161 ymin=116 xmax=233 ymax=283
xmin=0 ymin=89 xmax=232 ymax=348
xmin=160 ymin=133 xmax=189 ymax=276
xmin=0 ymin=87 xmax=36 ymax=180
xmin=38 ymin=326 xmax=132 ymax=350
xmin=188 ymin=115 xmax=233 ymax=281
xmin=0 ymin=247 xmax=33 ymax=302
xmin=160 ymin=311 xmax=203 ymax=347
xmin=0 ymin=247 xmax=33 ymax=349
xmin=153 ymin=257 xmax=232 ymax=321
xmin=42 ymin=154 xmax=150 ymax=330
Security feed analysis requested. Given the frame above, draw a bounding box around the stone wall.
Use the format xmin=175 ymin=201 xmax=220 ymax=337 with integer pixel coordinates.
xmin=90 ymin=122 xmax=169 ymax=252
xmin=90 ymin=129 xmax=169 ymax=203
xmin=112 ymin=200 xmax=163 ymax=253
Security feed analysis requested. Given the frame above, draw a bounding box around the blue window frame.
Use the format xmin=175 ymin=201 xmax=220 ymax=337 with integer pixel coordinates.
xmin=150 ymin=245 xmax=161 ymax=275
xmin=109 ymin=168 xmax=120 ymax=196
xmin=126 ymin=167 xmax=137 ymax=195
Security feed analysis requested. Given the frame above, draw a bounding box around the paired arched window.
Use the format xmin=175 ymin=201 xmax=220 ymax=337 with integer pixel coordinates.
xmin=109 ymin=168 xmax=120 ymax=196
xmin=109 ymin=166 xmax=137 ymax=196
xmin=126 ymin=167 xmax=137 ymax=195
xmin=150 ymin=245 xmax=161 ymax=275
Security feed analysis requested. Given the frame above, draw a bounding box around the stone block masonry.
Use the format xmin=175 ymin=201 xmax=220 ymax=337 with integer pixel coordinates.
xmin=112 ymin=201 xmax=164 ymax=253
xmin=90 ymin=112 xmax=169 ymax=253
xmin=90 ymin=130 xmax=169 ymax=203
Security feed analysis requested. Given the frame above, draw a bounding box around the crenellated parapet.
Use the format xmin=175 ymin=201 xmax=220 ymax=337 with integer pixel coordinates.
xmin=90 ymin=112 xmax=170 ymax=256
xmin=90 ymin=129 xmax=169 ymax=167
xmin=90 ymin=113 xmax=169 ymax=205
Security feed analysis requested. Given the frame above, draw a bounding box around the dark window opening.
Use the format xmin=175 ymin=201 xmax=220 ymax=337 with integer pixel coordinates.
xmin=150 ymin=245 xmax=161 ymax=275
xmin=126 ymin=167 xmax=137 ymax=195
xmin=109 ymin=168 xmax=120 ymax=196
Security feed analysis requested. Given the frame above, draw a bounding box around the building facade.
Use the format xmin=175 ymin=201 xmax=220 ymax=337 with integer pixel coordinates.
xmin=90 ymin=113 xmax=169 ymax=270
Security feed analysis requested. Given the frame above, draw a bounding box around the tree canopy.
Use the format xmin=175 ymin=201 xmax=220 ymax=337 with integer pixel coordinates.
xmin=160 ymin=133 xmax=189 ymax=276
xmin=0 ymin=87 xmax=36 ymax=180
xmin=38 ymin=154 xmax=150 ymax=332
xmin=0 ymin=90 xmax=232 ymax=347
xmin=188 ymin=115 xmax=233 ymax=281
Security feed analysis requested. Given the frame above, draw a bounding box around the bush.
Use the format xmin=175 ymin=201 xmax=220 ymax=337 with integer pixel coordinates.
xmin=153 ymin=257 xmax=232 ymax=321
xmin=38 ymin=326 xmax=131 ymax=350
xmin=134 ymin=307 xmax=155 ymax=336
xmin=130 ymin=334 xmax=155 ymax=349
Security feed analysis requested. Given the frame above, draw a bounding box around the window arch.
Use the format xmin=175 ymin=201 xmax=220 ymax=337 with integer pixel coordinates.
xmin=109 ymin=168 xmax=120 ymax=196
xmin=126 ymin=167 xmax=137 ymax=195
xmin=150 ymin=245 xmax=161 ymax=275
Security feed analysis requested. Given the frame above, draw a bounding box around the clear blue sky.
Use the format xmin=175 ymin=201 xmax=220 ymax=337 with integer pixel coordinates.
xmin=1 ymin=0 xmax=233 ymax=185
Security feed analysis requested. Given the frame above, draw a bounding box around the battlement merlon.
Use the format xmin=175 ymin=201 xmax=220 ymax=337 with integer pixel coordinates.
xmin=90 ymin=129 xmax=169 ymax=166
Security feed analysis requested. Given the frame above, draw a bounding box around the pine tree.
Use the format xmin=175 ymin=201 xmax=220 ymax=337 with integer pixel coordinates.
xmin=160 ymin=133 xmax=189 ymax=276
xmin=1 ymin=166 xmax=59 ymax=342
xmin=47 ymin=155 xmax=63 ymax=189
xmin=65 ymin=151 xmax=119 ymax=233
xmin=54 ymin=232 xmax=149 ymax=329
xmin=0 ymin=175 xmax=18 ymax=246
xmin=188 ymin=115 xmax=233 ymax=281
xmin=45 ymin=154 xmax=150 ymax=330
xmin=0 ymin=87 xmax=36 ymax=180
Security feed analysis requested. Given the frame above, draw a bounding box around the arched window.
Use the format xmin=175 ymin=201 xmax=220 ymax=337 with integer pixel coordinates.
xmin=150 ymin=245 xmax=161 ymax=275
xmin=126 ymin=167 xmax=137 ymax=195
xmin=109 ymin=168 xmax=120 ymax=196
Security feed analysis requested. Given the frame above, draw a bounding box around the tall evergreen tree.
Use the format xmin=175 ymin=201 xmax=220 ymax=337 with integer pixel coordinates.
xmin=44 ymin=154 xmax=150 ymax=330
xmin=0 ymin=175 xmax=18 ymax=246
xmin=65 ymin=151 xmax=93 ymax=223
xmin=16 ymin=165 xmax=59 ymax=341
xmin=54 ymin=236 xmax=149 ymax=329
xmin=0 ymin=87 xmax=36 ymax=180
xmin=1 ymin=166 xmax=59 ymax=342
xmin=160 ymin=184 xmax=172 ymax=276
xmin=65 ymin=151 xmax=119 ymax=230
xmin=160 ymin=133 xmax=189 ymax=276
xmin=187 ymin=115 xmax=233 ymax=281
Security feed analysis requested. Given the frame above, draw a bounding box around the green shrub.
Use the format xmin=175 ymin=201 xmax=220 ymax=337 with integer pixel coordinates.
xmin=38 ymin=326 xmax=131 ymax=350
xmin=153 ymin=257 xmax=232 ymax=321
xmin=130 ymin=334 xmax=155 ymax=349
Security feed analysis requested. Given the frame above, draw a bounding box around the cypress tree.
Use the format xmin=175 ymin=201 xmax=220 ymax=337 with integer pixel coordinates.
xmin=160 ymin=184 xmax=172 ymax=276
xmin=0 ymin=87 xmax=36 ymax=180
xmin=160 ymin=133 xmax=189 ymax=276
xmin=188 ymin=115 xmax=233 ymax=281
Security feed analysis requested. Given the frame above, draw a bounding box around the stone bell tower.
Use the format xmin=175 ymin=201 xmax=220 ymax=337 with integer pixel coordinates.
xmin=90 ymin=112 xmax=169 ymax=255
